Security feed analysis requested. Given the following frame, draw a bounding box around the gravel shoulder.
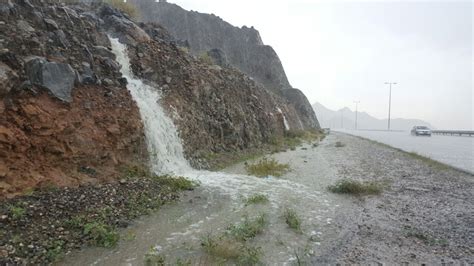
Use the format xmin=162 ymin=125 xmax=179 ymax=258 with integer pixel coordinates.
xmin=312 ymin=132 xmax=474 ymax=264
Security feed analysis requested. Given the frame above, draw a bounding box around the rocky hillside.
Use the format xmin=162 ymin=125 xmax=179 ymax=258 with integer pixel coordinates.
xmin=0 ymin=0 xmax=148 ymax=197
xmin=0 ymin=0 xmax=318 ymax=197
xmin=128 ymin=0 xmax=320 ymax=129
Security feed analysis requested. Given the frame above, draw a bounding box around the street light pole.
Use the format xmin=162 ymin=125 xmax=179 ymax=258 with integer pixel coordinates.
xmin=385 ymin=82 xmax=397 ymax=131
xmin=353 ymin=101 xmax=360 ymax=130
xmin=341 ymin=109 xmax=344 ymax=129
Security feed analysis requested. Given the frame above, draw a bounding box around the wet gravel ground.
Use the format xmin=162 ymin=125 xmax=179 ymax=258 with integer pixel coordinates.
xmin=0 ymin=177 xmax=188 ymax=265
xmin=312 ymin=132 xmax=474 ymax=264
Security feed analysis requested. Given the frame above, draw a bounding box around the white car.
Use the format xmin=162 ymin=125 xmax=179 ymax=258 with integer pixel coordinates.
xmin=411 ymin=126 xmax=432 ymax=136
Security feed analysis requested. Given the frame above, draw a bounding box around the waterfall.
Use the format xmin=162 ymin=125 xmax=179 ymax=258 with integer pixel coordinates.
xmin=109 ymin=38 xmax=191 ymax=175
xmin=276 ymin=107 xmax=290 ymax=131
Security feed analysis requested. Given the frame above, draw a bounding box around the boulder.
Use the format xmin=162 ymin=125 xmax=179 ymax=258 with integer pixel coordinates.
xmin=0 ymin=62 xmax=18 ymax=97
xmin=99 ymin=6 xmax=150 ymax=45
xmin=25 ymin=57 xmax=76 ymax=102
xmin=79 ymin=62 xmax=97 ymax=85
xmin=92 ymin=45 xmax=115 ymax=59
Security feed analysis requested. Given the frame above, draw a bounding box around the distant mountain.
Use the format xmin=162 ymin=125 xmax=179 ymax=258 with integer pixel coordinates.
xmin=312 ymin=102 xmax=433 ymax=131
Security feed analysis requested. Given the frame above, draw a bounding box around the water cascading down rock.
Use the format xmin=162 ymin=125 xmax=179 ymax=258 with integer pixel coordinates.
xmin=110 ymin=38 xmax=191 ymax=175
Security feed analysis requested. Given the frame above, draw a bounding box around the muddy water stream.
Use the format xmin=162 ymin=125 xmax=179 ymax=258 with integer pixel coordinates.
xmin=60 ymin=139 xmax=348 ymax=265
xmin=59 ymin=38 xmax=348 ymax=265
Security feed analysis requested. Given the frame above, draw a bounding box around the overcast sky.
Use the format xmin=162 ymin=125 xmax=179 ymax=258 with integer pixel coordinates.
xmin=169 ymin=0 xmax=472 ymax=130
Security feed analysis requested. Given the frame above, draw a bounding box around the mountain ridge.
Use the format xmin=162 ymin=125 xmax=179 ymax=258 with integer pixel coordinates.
xmin=313 ymin=102 xmax=434 ymax=130
xmin=128 ymin=0 xmax=320 ymax=129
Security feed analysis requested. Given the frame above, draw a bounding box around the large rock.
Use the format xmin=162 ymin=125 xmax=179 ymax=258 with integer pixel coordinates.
xmin=98 ymin=5 xmax=150 ymax=45
xmin=25 ymin=57 xmax=76 ymax=102
xmin=0 ymin=62 xmax=18 ymax=97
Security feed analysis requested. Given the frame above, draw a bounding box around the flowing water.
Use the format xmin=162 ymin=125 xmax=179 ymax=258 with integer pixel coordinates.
xmin=276 ymin=107 xmax=291 ymax=131
xmin=60 ymin=39 xmax=343 ymax=265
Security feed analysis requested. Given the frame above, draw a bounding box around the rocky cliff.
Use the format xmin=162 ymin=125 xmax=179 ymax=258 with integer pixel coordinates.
xmin=128 ymin=0 xmax=321 ymax=129
xmin=0 ymin=0 xmax=318 ymax=197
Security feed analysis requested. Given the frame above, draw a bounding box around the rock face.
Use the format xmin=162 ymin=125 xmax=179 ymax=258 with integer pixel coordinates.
xmin=128 ymin=0 xmax=320 ymax=129
xmin=0 ymin=0 xmax=320 ymax=197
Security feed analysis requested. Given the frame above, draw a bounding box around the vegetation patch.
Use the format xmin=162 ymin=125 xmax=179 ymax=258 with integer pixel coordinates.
xmin=227 ymin=214 xmax=267 ymax=241
xmin=8 ymin=204 xmax=26 ymax=220
xmin=105 ymin=0 xmax=139 ymax=19
xmin=328 ymin=179 xmax=383 ymax=195
xmin=83 ymin=221 xmax=119 ymax=248
xmin=0 ymin=167 xmax=197 ymax=264
xmin=199 ymin=52 xmax=214 ymax=65
xmin=283 ymin=208 xmax=302 ymax=232
xmin=201 ymin=235 xmax=244 ymax=260
xmin=407 ymin=152 xmax=450 ymax=171
xmin=245 ymin=157 xmax=290 ymax=177
xmin=201 ymin=235 xmax=263 ymax=264
xmin=201 ymin=214 xmax=267 ymax=264
xmin=268 ymin=129 xmax=324 ymax=152
xmin=335 ymin=141 xmax=346 ymax=148
xmin=244 ymin=194 xmax=270 ymax=206
xmin=204 ymin=130 xmax=325 ymax=171
xmin=144 ymin=247 xmax=166 ymax=266
xmin=45 ymin=240 xmax=65 ymax=262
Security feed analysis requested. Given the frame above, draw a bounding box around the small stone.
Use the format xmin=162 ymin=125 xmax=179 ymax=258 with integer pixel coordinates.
xmin=17 ymin=20 xmax=35 ymax=32
xmin=165 ymin=76 xmax=172 ymax=84
xmin=102 ymin=78 xmax=114 ymax=86
xmin=44 ymin=18 xmax=59 ymax=30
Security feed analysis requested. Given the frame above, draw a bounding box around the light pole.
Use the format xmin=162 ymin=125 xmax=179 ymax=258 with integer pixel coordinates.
xmin=353 ymin=101 xmax=360 ymax=130
xmin=385 ymin=82 xmax=397 ymax=131
xmin=341 ymin=109 xmax=344 ymax=129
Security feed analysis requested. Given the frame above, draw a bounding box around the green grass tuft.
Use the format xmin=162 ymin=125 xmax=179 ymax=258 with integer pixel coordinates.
xmin=245 ymin=158 xmax=290 ymax=177
xmin=46 ymin=240 xmax=65 ymax=262
xmin=227 ymin=214 xmax=267 ymax=241
xmin=244 ymin=194 xmax=269 ymax=206
xmin=9 ymin=204 xmax=26 ymax=220
xmin=199 ymin=52 xmax=214 ymax=65
xmin=283 ymin=208 xmax=302 ymax=232
xmin=328 ymin=179 xmax=383 ymax=195
xmin=201 ymin=235 xmax=262 ymax=264
xmin=83 ymin=221 xmax=119 ymax=248
xmin=153 ymin=175 xmax=198 ymax=191
xmin=144 ymin=247 xmax=166 ymax=266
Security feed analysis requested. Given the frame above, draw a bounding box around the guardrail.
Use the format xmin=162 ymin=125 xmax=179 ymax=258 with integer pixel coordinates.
xmin=432 ymin=130 xmax=474 ymax=137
